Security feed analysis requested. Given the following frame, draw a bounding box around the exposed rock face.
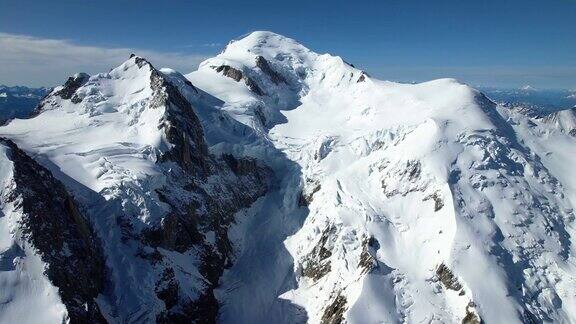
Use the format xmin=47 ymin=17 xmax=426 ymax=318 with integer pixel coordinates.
xmin=214 ymin=65 xmax=265 ymax=95
xmin=436 ymin=263 xmax=463 ymax=291
xmin=381 ymin=159 xmax=430 ymax=198
xmin=215 ymin=65 xmax=243 ymax=82
xmin=298 ymin=180 xmax=321 ymax=207
xmin=358 ymin=237 xmax=377 ymax=273
xmin=0 ymin=138 xmax=106 ymax=323
xmin=148 ymin=153 xmax=270 ymax=322
xmin=302 ymin=225 xmax=335 ymax=281
xmin=256 ymin=55 xmax=287 ymax=85
xmin=423 ymin=191 xmax=444 ymax=211
xmin=53 ymin=72 xmax=90 ymax=103
xmin=321 ymin=293 xmax=347 ymax=324
xmin=462 ymin=302 xmax=482 ymax=324
xmin=146 ymin=60 xmax=210 ymax=173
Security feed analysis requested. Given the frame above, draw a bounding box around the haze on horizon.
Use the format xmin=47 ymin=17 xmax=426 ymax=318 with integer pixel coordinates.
xmin=0 ymin=0 xmax=574 ymax=89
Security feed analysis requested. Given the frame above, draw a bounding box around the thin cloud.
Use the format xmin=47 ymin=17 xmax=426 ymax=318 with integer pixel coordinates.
xmin=0 ymin=33 xmax=208 ymax=87
xmin=202 ymin=43 xmax=222 ymax=47
xmin=181 ymin=42 xmax=223 ymax=49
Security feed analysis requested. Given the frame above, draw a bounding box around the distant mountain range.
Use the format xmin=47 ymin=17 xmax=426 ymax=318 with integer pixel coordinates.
xmin=479 ymin=86 xmax=576 ymax=113
xmin=0 ymin=85 xmax=50 ymax=122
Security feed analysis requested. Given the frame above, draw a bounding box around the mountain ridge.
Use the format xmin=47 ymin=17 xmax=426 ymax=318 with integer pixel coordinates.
xmin=1 ymin=51 xmax=272 ymax=323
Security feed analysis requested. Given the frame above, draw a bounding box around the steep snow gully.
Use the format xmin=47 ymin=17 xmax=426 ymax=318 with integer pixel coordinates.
xmin=1 ymin=31 xmax=576 ymax=323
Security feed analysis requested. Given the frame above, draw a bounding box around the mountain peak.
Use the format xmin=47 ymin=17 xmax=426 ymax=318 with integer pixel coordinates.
xmin=4 ymin=53 xmax=211 ymax=188
xmin=218 ymin=31 xmax=312 ymax=64
xmin=53 ymin=72 xmax=90 ymax=101
xmin=228 ymin=31 xmax=302 ymax=50
xmin=236 ymin=30 xmax=285 ymax=41
xmin=194 ymin=31 xmax=366 ymax=104
xmin=107 ymin=54 xmax=155 ymax=79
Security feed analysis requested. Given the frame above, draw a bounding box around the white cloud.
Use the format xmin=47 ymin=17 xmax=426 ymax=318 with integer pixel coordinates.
xmin=0 ymin=33 xmax=208 ymax=87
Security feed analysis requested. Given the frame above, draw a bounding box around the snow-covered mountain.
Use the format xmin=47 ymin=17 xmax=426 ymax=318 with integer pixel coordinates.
xmin=0 ymin=55 xmax=270 ymax=323
xmin=1 ymin=31 xmax=576 ymax=323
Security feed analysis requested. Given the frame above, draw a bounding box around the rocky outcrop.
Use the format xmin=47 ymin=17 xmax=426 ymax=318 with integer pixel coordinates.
xmin=214 ymin=65 xmax=265 ymax=96
xmin=0 ymin=138 xmax=106 ymax=323
xmin=53 ymin=73 xmax=90 ymax=103
xmin=215 ymin=65 xmax=243 ymax=82
xmin=256 ymin=55 xmax=287 ymax=85
xmin=381 ymin=160 xmax=431 ymax=198
xmin=436 ymin=263 xmax=463 ymax=292
xmin=358 ymin=237 xmax=378 ymax=273
xmin=302 ymin=225 xmax=335 ymax=281
xmin=423 ymin=191 xmax=444 ymax=211
xmin=298 ymin=180 xmax=321 ymax=207
xmin=142 ymin=157 xmax=270 ymax=322
xmin=321 ymin=292 xmax=347 ymax=324
xmin=462 ymin=302 xmax=482 ymax=324
xmin=144 ymin=58 xmax=211 ymax=174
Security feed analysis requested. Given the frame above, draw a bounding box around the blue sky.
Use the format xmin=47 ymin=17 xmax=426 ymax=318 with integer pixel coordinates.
xmin=1 ymin=0 xmax=575 ymax=88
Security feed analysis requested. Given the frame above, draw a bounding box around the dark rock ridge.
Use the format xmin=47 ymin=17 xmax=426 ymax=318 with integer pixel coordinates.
xmin=298 ymin=180 xmax=321 ymax=207
xmin=255 ymin=55 xmax=287 ymax=85
xmin=302 ymin=225 xmax=335 ymax=281
xmin=0 ymin=138 xmax=106 ymax=323
xmin=321 ymin=292 xmax=347 ymax=324
xmin=214 ymin=64 xmax=265 ymax=96
xmin=358 ymin=237 xmax=378 ymax=274
xmin=215 ymin=65 xmax=243 ymax=82
xmin=33 ymin=73 xmax=88 ymax=114
xmin=150 ymin=152 xmax=270 ymax=322
xmin=142 ymin=57 xmax=211 ymax=174
xmin=114 ymin=57 xmax=272 ymax=322
xmin=436 ymin=263 xmax=463 ymax=292
xmin=423 ymin=192 xmax=444 ymax=211
xmin=53 ymin=72 xmax=90 ymax=103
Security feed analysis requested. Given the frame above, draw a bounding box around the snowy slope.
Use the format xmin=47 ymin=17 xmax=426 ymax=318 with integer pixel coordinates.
xmin=187 ymin=31 xmax=576 ymax=324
